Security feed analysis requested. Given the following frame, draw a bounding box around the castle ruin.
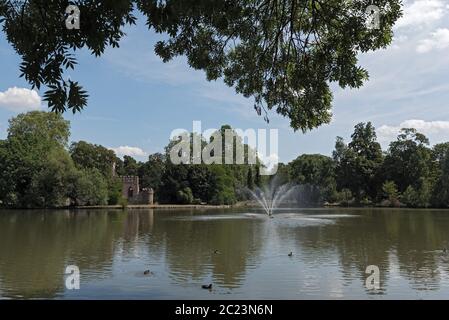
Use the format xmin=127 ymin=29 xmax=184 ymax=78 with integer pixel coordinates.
xmin=121 ymin=176 xmax=154 ymax=205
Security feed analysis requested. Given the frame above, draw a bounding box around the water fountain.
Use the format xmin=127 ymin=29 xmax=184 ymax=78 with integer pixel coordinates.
xmin=247 ymin=179 xmax=300 ymax=217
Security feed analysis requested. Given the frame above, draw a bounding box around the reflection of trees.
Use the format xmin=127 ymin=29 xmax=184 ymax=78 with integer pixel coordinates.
xmin=122 ymin=210 xmax=154 ymax=239
xmin=121 ymin=209 xmax=155 ymax=254
xmin=392 ymin=211 xmax=447 ymax=290
xmin=0 ymin=208 xmax=266 ymax=297
xmin=2 ymin=208 xmax=449 ymax=298
xmin=275 ymin=208 xmax=449 ymax=293
xmin=0 ymin=210 xmax=125 ymax=298
xmin=152 ymin=210 xmax=265 ymax=288
xmin=118 ymin=209 xmax=165 ymax=264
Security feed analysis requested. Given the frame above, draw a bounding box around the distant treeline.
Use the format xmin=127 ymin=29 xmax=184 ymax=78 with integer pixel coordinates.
xmin=275 ymin=122 xmax=449 ymax=208
xmin=1 ymin=112 xmax=449 ymax=208
xmin=0 ymin=112 xmax=261 ymax=208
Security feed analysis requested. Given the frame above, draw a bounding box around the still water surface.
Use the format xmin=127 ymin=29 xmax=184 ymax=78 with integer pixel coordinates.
xmin=1 ymin=208 xmax=449 ymax=299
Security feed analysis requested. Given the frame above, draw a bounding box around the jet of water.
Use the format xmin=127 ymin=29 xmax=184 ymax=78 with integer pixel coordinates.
xmin=247 ymin=179 xmax=300 ymax=217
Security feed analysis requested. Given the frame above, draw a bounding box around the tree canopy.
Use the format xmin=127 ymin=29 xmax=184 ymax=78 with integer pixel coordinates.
xmin=0 ymin=0 xmax=402 ymax=131
xmin=333 ymin=122 xmax=383 ymax=201
xmin=1 ymin=111 xmax=449 ymax=209
xmin=0 ymin=112 xmax=119 ymax=207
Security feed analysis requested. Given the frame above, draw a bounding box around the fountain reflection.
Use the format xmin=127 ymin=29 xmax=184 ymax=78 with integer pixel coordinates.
xmin=1 ymin=208 xmax=449 ymax=298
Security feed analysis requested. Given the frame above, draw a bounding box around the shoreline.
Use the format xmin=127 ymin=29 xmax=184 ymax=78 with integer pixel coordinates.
xmin=73 ymin=204 xmax=232 ymax=210
xmin=0 ymin=204 xmax=233 ymax=211
xmin=1 ymin=201 xmax=449 ymax=210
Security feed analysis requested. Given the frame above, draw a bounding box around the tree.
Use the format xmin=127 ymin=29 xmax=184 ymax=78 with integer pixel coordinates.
xmin=176 ymin=187 xmax=194 ymax=204
xmin=348 ymin=122 xmax=383 ymax=200
xmin=67 ymin=168 xmax=109 ymax=206
xmin=333 ymin=136 xmax=356 ymax=201
xmin=399 ymin=178 xmax=431 ymax=208
xmin=138 ymin=152 xmax=166 ymax=195
xmin=159 ymin=124 xmax=258 ymax=204
xmin=0 ymin=111 xmax=117 ymax=207
xmin=209 ymin=165 xmax=237 ymax=205
xmin=401 ymin=185 xmax=427 ymax=208
xmin=271 ymin=163 xmax=290 ymax=186
xmin=187 ymin=164 xmax=215 ymax=203
xmin=0 ymin=111 xmax=71 ymax=207
xmin=289 ymin=154 xmax=334 ymax=184
xmin=381 ymin=180 xmax=399 ymax=207
xmin=0 ymin=0 xmax=402 ymax=131
xmin=383 ymin=128 xmax=432 ymax=193
xmin=333 ymin=122 xmax=383 ymax=202
xmin=123 ymin=155 xmax=140 ymax=176
xmin=432 ymin=142 xmax=449 ymax=163
xmin=107 ymin=176 xmax=123 ymax=205
xmin=254 ymin=164 xmax=261 ymax=188
xmin=69 ymin=140 xmax=123 ymax=204
xmin=26 ymin=149 xmax=77 ymax=208
xmin=69 ymin=141 xmax=117 ymax=177
xmin=159 ymin=160 xmax=190 ymax=204
xmin=215 ymin=125 xmax=258 ymax=199
xmin=431 ymin=143 xmax=449 ymax=207
xmin=8 ymin=111 xmax=70 ymax=148
xmin=382 ymin=129 xmax=434 ymax=208
xmin=246 ymin=167 xmax=254 ymax=190
xmin=289 ymin=154 xmax=336 ymax=204
xmin=0 ymin=140 xmax=11 ymax=204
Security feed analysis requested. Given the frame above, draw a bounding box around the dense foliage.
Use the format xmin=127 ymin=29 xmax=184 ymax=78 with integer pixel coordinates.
xmin=1 ymin=112 xmax=449 ymax=209
xmin=281 ymin=122 xmax=449 ymax=208
xmin=0 ymin=112 xmax=120 ymax=207
xmin=0 ymin=112 xmax=260 ymax=207
xmin=0 ymin=0 xmax=402 ymax=131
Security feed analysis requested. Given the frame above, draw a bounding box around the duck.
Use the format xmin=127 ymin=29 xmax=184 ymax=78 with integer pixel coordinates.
xmin=288 ymin=252 xmax=293 ymax=257
xmin=144 ymin=270 xmax=151 ymax=275
xmin=214 ymin=250 xmax=220 ymax=254
xmin=202 ymin=284 xmax=212 ymax=290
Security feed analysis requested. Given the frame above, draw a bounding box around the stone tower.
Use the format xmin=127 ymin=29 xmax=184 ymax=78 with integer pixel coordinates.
xmin=122 ymin=176 xmax=140 ymax=200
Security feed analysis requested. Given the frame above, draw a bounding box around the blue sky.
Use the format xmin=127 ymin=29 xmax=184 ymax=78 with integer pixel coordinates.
xmin=1 ymin=0 xmax=449 ymax=163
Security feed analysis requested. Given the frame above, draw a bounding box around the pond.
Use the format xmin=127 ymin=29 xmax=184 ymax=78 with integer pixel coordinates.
xmin=1 ymin=207 xmax=449 ymax=299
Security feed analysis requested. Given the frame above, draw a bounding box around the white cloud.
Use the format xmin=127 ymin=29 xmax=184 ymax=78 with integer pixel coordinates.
xmin=109 ymin=146 xmax=148 ymax=158
xmin=416 ymin=28 xmax=449 ymax=52
xmin=395 ymin=0 xmax=447 ymax=29
xmin=0 ymin=87 xmax=41 ymax=112
xmin=377 ymin=119 xmax=449 ymax=144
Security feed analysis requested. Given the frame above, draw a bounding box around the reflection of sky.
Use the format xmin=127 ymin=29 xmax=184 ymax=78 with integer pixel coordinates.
xmin=3 ymin=208 xmax=449 ymax=299
xmin=64 ymin=210 xmax=449 ymax=299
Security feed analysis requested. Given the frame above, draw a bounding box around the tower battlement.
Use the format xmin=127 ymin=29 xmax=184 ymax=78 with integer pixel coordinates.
xmin=121 ymin=176 xmax=154 ymax=205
